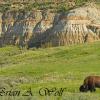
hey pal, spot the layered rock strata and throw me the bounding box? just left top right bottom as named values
left=28, top=3, right=100, bottom=48
left=0, top=3, right=100, bottom=48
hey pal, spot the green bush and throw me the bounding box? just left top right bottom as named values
left=57, top=3, right=69, bottom=13
left=0, top=4, right=11, bottom=12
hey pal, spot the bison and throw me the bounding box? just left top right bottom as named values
left=80, top=76, right=100, bottom=92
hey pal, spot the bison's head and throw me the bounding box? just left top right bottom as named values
left=79, top=85, right=88, bottom=92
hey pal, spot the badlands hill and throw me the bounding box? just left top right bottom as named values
left=0, top=3, right=100, bottom=48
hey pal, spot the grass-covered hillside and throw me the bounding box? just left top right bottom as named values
left=0, top=0, right=100, bottom=12
left=0, top=41, right=100, bottom=100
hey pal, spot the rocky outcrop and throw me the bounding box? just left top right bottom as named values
left=0, top=3, right=100, bottom=48
left=0, top=10, right=54, bottom=47
left=1, top=10, right=42, bottom=45
left=28, top=3, right=100, bottom=48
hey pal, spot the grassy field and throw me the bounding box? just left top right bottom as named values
left=0, top=41, right=100, bottom=100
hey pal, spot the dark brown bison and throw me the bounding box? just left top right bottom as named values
left=80, top=76, right=100, bottom=92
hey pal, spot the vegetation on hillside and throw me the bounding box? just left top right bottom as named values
left=0, top=0, right=99, bottom=12
left=0, top=42, right=100, bottom=99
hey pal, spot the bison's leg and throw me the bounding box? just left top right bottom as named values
left=93, top=88, right=96, bottom=92
left=89, top=85, right=96, bottom=92
left=90, top=88, right=96, bottom=92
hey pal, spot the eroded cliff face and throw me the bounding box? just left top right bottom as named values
left=28, top=3, right=100, bottom=48
left=0, top=3, right=100, bottom=48
left=0, top=9, right=54, bottom=46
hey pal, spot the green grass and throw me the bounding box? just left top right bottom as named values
left=0, top=1, right=99, bottom=12
left=0, top=42, right=100, bottom=100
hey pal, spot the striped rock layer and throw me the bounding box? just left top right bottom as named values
left=0, top=3, right=100, bottom=48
